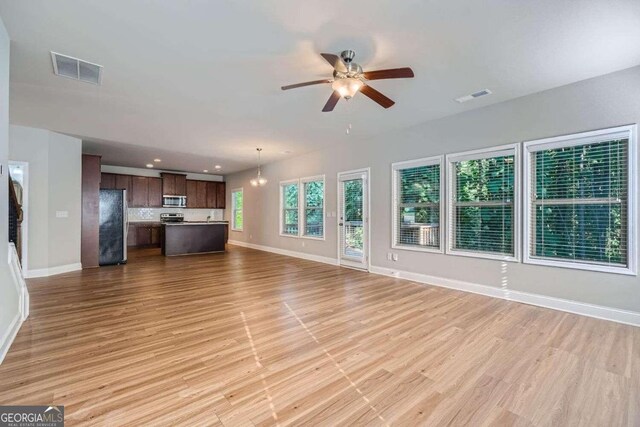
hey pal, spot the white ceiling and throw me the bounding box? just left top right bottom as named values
left=1, top=0, right=639, bottom=174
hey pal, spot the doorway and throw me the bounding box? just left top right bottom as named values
left=8, top=161, right=28, bottom=272
left=337, top=168, right=370, bottom=270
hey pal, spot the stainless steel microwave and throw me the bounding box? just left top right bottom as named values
left=163, top=195, right=186, bottom=208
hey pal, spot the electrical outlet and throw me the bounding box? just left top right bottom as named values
left=387, top=252, right=392, bottom=261
left=392, top=253, right=398, bottom=261
left=249, top=234, right=253, bottom=240
left=302, top=241, right=306, bottom=247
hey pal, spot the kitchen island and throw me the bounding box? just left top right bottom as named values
left=161, top=221, right=228, bottom=256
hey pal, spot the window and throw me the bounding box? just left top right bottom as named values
left=524, top=125, right=636, bottom=274
left=302, top=176, right=325, bottom=238
left=447, top=144, right=520, bottom=260
left=231, top=188, right=243, bottom=231
left=280, top=180, right=299, bottom=236
left=392, top=157, right=443, bottom=252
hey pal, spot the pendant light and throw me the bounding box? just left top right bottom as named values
left=250, top=148, right=267, bottom=187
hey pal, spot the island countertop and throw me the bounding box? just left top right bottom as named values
left=161, top=222, right=228, bottom=256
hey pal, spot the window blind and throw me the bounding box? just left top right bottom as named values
left=303, top=180, right=324, bottom=237
left=452, top=154, right=515, bottom=255
left=396, top=164, right=440, bottom=248
left=530, top=138, right=628, bottom=267
left=282, top=183, right=298, bottom=235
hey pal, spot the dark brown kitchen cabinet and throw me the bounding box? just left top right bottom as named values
left=206, top=182, right=216, bottom=208
left=216, top=182, right=226, bottom=209
left=136, top=226, right=152, bottom=246
left=175, top=175, right=186, bottom=196
left=127, top=224, right=137, bottom=246
left=186, top=180, right=198, bottom=208
left=150, top=226, right=161, bottom=246
left=148, top=177, right=163, bottom=207
left=100, top=173, right=116, bottom=189
left=196, top=181, right=207, bottom=208
left=131, top=176, right=149, bottom=207
left=162, top=173, right=175, bottom=196
left=130, top=223, right=161, bottom=248
left=161, top=173, right=187, bottom=196
left=115, top=174, right=133, bottom=205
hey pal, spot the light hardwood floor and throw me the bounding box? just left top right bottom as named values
left=0, top=246, right=638, bottom=426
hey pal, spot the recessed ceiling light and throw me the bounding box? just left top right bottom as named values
left=153, top=158, right=161, bottom=162
left=283, top=150, right=292, bottom=154
left=203, top=170, right=209, bottom=173
left=214, top=165, right=222, bottom=169
left=146, top=164, right=154, bottom=168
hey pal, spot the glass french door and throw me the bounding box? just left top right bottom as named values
left=338, top=169, right=369, bottom=270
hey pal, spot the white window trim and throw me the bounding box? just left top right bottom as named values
left=301, top=175, right=326, bottom=240
left=446, top=143, right=521, bottom=262
left=522, top=124, right=637, bottom=276
left=391, top=156, right=444, bottom=253
left=279, top=179, right=300, bottom=238
left=231, top=188, right=243, bottom=231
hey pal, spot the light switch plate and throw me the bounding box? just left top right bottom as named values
left=56, top=211, right=69, bottom=218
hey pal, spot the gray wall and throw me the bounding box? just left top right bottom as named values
left=9, top=125, right=82, bottom=272
left=226, top=65, right=640, bottom=313
left=0, top=17, right=19, bottom=356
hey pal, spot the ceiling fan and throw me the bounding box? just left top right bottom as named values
left=281, top=50, right=414, bottom=112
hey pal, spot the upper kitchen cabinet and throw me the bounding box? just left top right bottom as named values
left=206, top=182, right=216, bottom=208
left=131, top=176, right=149, bottom=207
left=161, top=173, right=187, bottom=196
left=216, top=182, right=226, bottom=209
left=130, top=176, right=163, bottom=208
left=115, top=174, right=133, bottom=205
left=100, top=173, right=116, bottom=189
left=148, top=178, right=163, bottom=207
left=186, top=180, right=198, bottom=208
left=196, top=181, right=207, bottom=208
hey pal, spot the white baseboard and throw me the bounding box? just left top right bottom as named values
left=0, top=313, right=22, bottom=365
left=228, top=240, right=338, bottom=266
left=229, top=241, right=640, bottom=327
left=24, top=263, right=82, bottom=278
left=370, top=265, right=640, bottom=327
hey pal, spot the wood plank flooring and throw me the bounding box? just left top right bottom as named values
left=0, top=245, right=638, bottom=426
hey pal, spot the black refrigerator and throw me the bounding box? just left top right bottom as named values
left=99, top=189, right=128, bottom=265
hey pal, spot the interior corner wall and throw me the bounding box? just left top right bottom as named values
left=225, top=65, right=640, bottom=315
left=0, top=16, right=20, bottom=361
left=9, top=125, right=82, bottom=273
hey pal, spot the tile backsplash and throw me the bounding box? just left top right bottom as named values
left=128, top=207, right=224, bottom=222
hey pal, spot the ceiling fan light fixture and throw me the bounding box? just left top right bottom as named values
left=332, top=78, right=363, bottom=99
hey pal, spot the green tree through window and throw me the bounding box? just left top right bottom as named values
left=397, top=162, right=440, bottom=248
left=282, top=183, right=298, bottom=235
left=531, top=139, right=628, bottom=266
left=304, top=180, right=324, bottom=237
left=452, top=154, right=515, bottom=255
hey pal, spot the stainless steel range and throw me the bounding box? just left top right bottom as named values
left=160, top=213, right=184, bottom=223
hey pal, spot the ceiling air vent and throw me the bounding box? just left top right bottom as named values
left=455, top=89, right=492, bottom=103
left=51, top=52, right=103, bottom=85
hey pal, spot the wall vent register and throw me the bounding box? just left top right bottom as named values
left=51, top=51, right=103, bottom=85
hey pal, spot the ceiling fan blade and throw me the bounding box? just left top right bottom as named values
left=362, top=67, right=414, bottom=80
left=322, top=91, right=341, bottom=112
left=320, top=53, right=348, bottom=73
left=360, top=85, right=395, bottom=109
left=281, top=79, right=332, bottom=90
